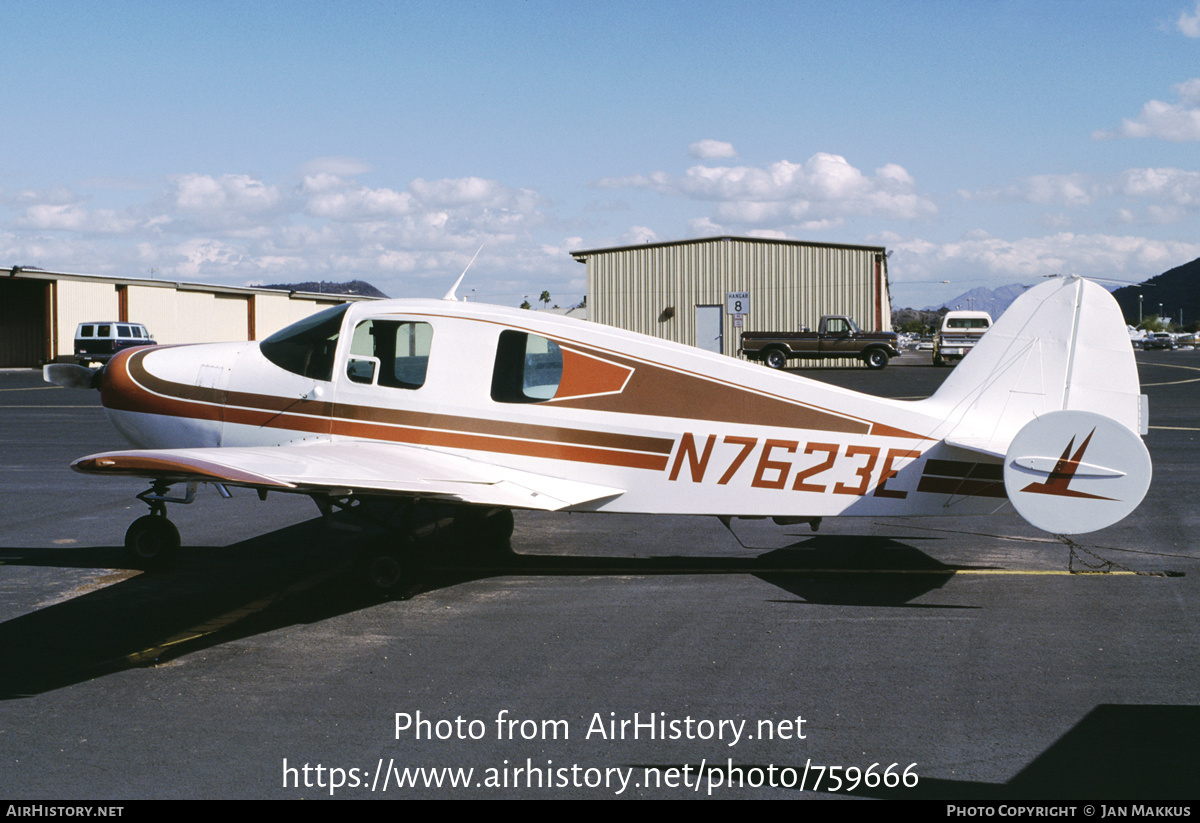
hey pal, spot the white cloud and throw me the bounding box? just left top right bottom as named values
left=15, top=203, right=138, bottom=234
left=963, top=166, right=1200, bottom=224
left=173, top=173, right=282, bottom=213
left=597, top=152, right=936, bottom=230
left=0, top=165, right=570, bottom=300
left=1093, top=79, right=1200, bottom=142
left=301, top=176, right=414, bottom=220
left=622, top=226, right=659, bottom=246
left=1178, top=2, right=1200, bottom=37
left=410, top=176, right=521, bottom=208
left=688, top=140, right=737, bottom=159
left=1115, top=166, right=1200, bottom=205
left=965, top=174, right=1099, bottom=206
left=887, top=231, right=1200, bottom=286
left=300, top=156, right=373, bottom=176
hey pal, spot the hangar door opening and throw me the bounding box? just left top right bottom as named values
left=0, top=280, right=48, bottom=367
left=695, top=305, right=723, bottom=354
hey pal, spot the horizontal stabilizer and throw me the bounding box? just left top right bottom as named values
left=73, top=441, right=624, bottom=511
left=1003, top=410, right=1151, bottom=534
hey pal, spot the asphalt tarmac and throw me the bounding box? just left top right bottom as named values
left=0, top=350, right=1197, bottom=799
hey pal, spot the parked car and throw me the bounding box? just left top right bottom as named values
left=1144, top=332, right=1175, bottom=350
left=74, top=322, right=157, bottom=365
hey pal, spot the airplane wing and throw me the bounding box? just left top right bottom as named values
left=71, top=441, right=624, bottom=511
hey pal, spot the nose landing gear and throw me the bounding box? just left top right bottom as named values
left=124, top=480, right=195, bottom=567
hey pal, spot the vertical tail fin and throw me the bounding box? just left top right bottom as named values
left=914, top=276, right=1151, bottom=533
left=915, top=276, right=1146, bottom=457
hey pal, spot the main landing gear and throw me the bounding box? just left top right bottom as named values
left=318, top=497, right=515, bottom=596
left=120, top=481, right=516, bottom=594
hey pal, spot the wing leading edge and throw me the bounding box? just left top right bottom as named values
left=72, top=441, right=624, bottom=511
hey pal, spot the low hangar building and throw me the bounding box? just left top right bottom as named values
left=0, top=266, right=377, bottom=368
left=570, top=236, right=892, bottom=362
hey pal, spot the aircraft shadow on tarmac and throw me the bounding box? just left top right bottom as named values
left=0, top=520, right=992, bottom=698
left=859, top=703, right=1200, bottom=800
left=637, top=704, right=1199, bottom=800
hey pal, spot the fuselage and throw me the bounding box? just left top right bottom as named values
left=97, top=299, right=1010, bottom=518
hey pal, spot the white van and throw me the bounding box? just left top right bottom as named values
left=74, top=322, right=157, bottom=365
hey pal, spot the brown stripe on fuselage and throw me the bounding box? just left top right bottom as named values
left=918, top=459, right=1007, bottom=499
left=323, top=416, right=670, bottom=470
left=107, top=348, right=673, bottom=469
left=334, top=401, right=673, bottom=455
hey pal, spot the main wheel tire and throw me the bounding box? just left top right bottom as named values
left=864, top=349, right=889, bottom=370
left=763, top=349, right=788, bottom=370
left=355, top=531, right=420, bottom=596
left=124, top=515, right=181, bottom=566
left=456, top=507, right=515, bottom=554
left=478, top=507, right=514, bottom=551
left=363, top=550, right=407, bottom=591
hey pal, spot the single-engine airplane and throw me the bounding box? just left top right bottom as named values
left=46, top=275, right=1151, bottom=587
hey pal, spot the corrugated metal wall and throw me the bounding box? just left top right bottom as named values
left=582, top=237, right=890, bottom=362
left=255, top=292, right=343, bottom=340
left=5, top=269, right=375, bottom=363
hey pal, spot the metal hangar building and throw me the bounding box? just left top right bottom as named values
left=570, top=236, right=892, bottom=360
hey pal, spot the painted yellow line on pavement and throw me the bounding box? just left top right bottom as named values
left=125, top=569, right=336, bottom=665
left=1140, top=361, right=1200, bottom=386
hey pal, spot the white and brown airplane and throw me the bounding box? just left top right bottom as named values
left=46, top=275, right=1151, bottom=586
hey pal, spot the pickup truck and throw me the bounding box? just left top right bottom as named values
left=739, top=315, right=901, bottom=370
left=933, top=310, right=992, bottom=366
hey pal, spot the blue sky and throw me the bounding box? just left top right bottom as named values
left=4, top=0, right=1200, bottom=308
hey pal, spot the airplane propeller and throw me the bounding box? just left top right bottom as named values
left=43, top=363, right=103, bottom=390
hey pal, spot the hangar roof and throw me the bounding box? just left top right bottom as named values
left=569, top=235, right=886, bottom=263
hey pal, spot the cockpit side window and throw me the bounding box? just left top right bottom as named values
left=491, top=330, right=563, bottom=403
left=347, top=319, right=433, bottom=389
left=259, top=303, right=349, bottom=381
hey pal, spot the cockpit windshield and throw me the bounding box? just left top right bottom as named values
left=259, top=304, right=349, bottom=381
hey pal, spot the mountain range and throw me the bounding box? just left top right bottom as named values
left=261, top=279, right=388, bottom=298
left=1111, top=258, right=1200, bottom=329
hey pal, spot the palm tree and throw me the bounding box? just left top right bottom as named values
left=539, top=290, right=551, bottom=310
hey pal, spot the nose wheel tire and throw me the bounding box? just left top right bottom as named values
left=125, top=515, right=181, bottom=567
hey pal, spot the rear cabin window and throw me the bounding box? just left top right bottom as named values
left=947, top=318, right=990, bottom=330
left=346, top=319, right=433, bottom=389
left=259, top=303, right=349, bottom=381
left=491, top=330, right=563, bottom=403
left=80, top=325, right=94, bottom=338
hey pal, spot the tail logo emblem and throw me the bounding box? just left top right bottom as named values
left=1020, top=429, right=1116, bottom=501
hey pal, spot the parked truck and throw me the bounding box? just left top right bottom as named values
left=933, top=310, right=992, bottom=366
left=739, top=315, right=901, bottom=370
